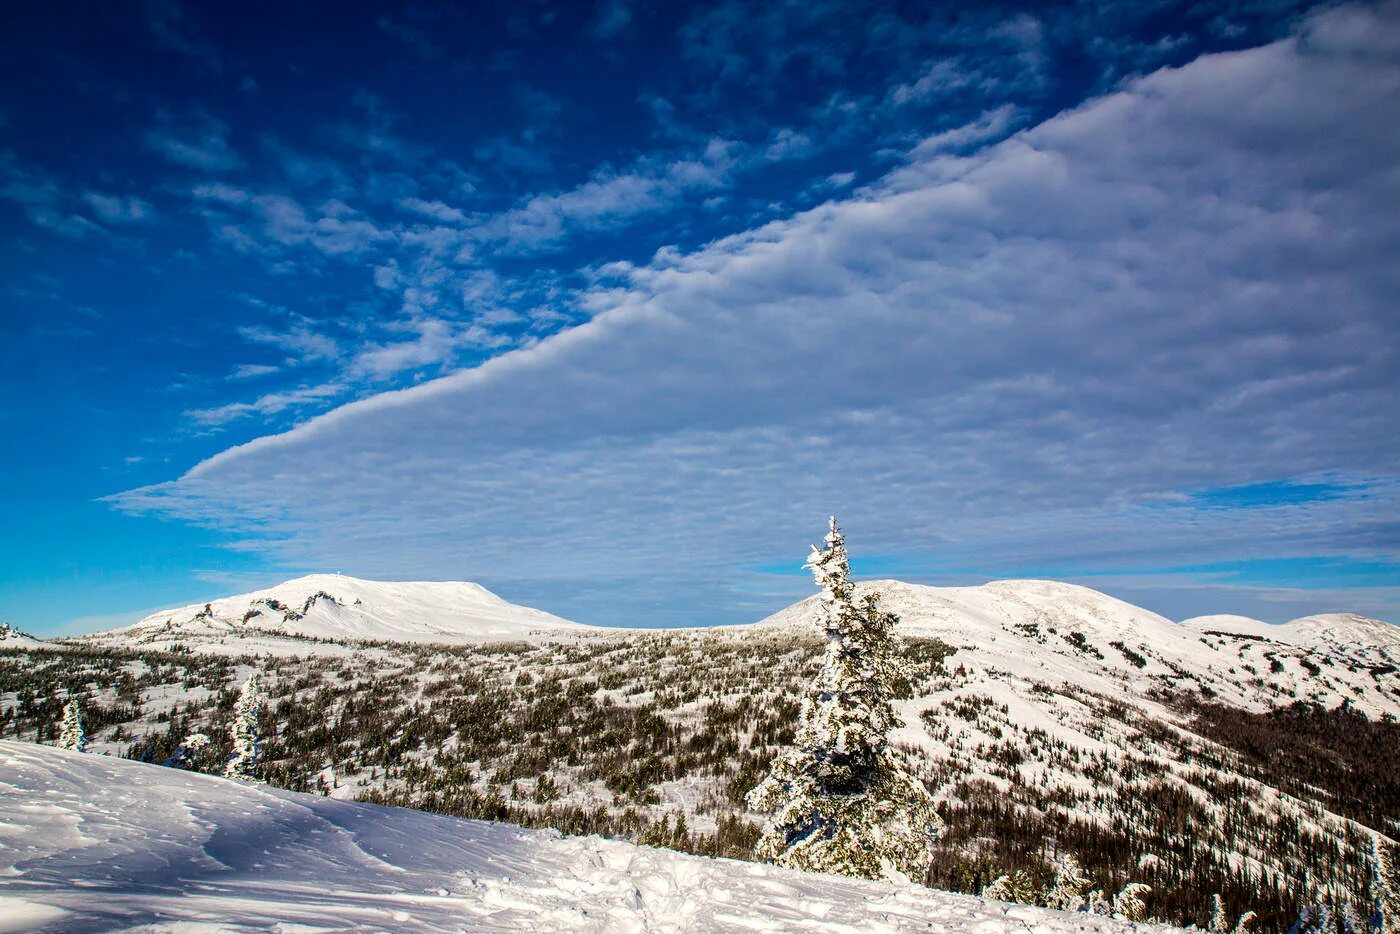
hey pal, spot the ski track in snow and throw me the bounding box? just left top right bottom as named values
left=0, top=742, right=1178, bottom=933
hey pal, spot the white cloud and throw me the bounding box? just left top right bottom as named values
left=347, top=317, right=508, bottom=381
left=142, top=0, right=222, bottom=69
left=145, top=113, right=241, bottom=171
left=201, top=191, right=387, bottom=257
left=237, top=320, right=341, bottom=365
left=119, top=2, right=1400, bottom=626
left=83, top=192, right=153, bottom=224
left=399, top=197, right=468, bottom=224
left=593, top=0, right=632, bottom=39
left=890, top=59, right=979, bottom=106
left=1, top=152, right=113, bottom=238
left=230, top=363, right=280, bottom=380
left=187, top=382, right=345, bottom=427
left=473, top=139, right=740, bottom=250
left=909, top=105, right=1019, bottom=157
left=376, top=15, right=444, bottom=61
left=763, top=128, right=812, bottom=161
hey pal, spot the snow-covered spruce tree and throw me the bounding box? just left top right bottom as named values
left=1043, top=852, right=1090, bottom=912
left=1291, top=903, right=1341, bottom=934
left=982, top=869, right=1039, bottom=905
left=746, top=517, right=941, bottom=881
left=981, top=874, right=1014, bottom=902
left=224, top=674, right=264, bottom=782
left=1375, top=834, right=1399, bottom=934
left=1112, top=882, right=1151, bottom=922
left=165, top=731, right=210, bottom=770
left=58, top=696, right=87, bottom=752
left=1211, top=893, right=1230, bottom=933
left=1209, top=893, right=1262, bottom=933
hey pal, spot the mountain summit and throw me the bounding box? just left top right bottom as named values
left=80, top=574, right=599, bottom=651
left=758, top=578, right=1398, bottom=717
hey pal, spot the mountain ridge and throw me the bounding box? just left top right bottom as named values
left=758, top=578, right=1397, bottom=717
left=67, top=574, right=1396, bottom=671
left=76, top=573, right=603, bottom=652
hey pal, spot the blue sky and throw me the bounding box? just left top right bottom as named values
left=3, top=0, right=1398, bottom=634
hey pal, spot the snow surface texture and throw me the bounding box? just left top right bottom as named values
left=0, top=741, right=1177, bottom=933
left=76, top=574, right=605, bottom=654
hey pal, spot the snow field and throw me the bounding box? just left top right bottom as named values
left=0, top=741, right=1180, bottom=933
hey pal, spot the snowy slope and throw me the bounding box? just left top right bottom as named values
left=757, top=579, right=1399, bottom=717
left=1183, top=611, right=1400, bottom=663
left=0, top=622, right=49, bottom=650
left=77, top=574, right=605, bottom=653
left=0, top=741, right=1176, bottom=933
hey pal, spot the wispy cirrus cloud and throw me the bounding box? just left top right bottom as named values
left=236, top=318, right=342, bottom=366
left=146, top=112, right=241, bottom=171
left=187, top=381, right=346, bottom=427
left=194, top=186, right=387, bottom=257
left=141, top=0, right=222, bottom=69
left=229, top=363, right=280, bottom=380
left=83, top=192, right=153, bottom=224
left=593, top=0, right=633, bottom=40
left=375, top=15, right=445, bottom=62
left=0, top=152, right=146, bottom=238
left=473, top=139, right=741, bottom=250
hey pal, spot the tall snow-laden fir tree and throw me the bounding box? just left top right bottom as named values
left=1211, top=893, right=1230, bottom=933
left=1375, top=833, right=1399, bottom=934
left=58, top=696, right=87, bottom=752
left=224, top=674, right=264, bottom=782
left=746, top=516, right=941, bottom=882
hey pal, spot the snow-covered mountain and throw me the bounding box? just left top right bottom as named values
left=0, top=741, right=1176, bottom=933
left=75, top=574, right=1398, bottom=702
left=9, top=576, right=1395, bottom=929
left=1182, top=611, right=1400, bottom=666
left=759, top=579, right=1398, bottom=717
left=0, top=622, right=48, bottom=650
left=78, top=573, right=604, bottom=652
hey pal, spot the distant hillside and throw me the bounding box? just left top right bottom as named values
left=761, top=579, right=1398, bottom=716
left=76, top=574, right=603, bottom=652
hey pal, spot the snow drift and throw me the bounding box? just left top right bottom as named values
left=0, top=741, right=1176, bottom=932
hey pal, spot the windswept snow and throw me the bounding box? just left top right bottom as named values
left=0, top=741, right=1176, bottom=933
left=76, top=574, right=606, bottom=654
